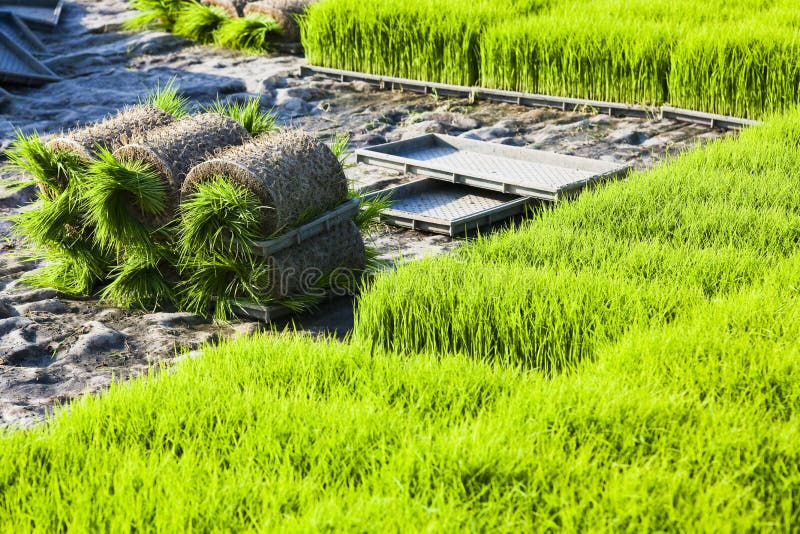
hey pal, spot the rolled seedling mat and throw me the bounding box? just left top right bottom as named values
left=243, top=0, right=315, bottom=41
left=114, top=112, right=252, bottom=226
left=182, top=128, right=348, bottom=235
left=201, top=0, right=257, bottom=17
left=47, top=106, right=175, bottom=160
left=46, top=106, right=175, bottom=187
left=265, top=219, right=366, bottom=299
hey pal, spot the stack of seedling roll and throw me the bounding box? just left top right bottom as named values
left=179, top=128, right=367, bottom=319
left=5, top=84, right=380, bottom=320
left=7, top=102, right=181, bottom=295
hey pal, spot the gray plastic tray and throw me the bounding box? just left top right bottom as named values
left=0, top=12, right=45, bottom=54
left=0, top=0, right=63, bottom=29
left=248, top=198, right=360, bottom=257
left=0, top=30, right=58, bottom=85
left=364, top=177, right=530, bottom=236
left=301, top=65, right=761, bottom=130
left=231, top=300, right=294, bottom=322
left=661, top=106, right=759, bottom=130
left=357, top=134, right=629, bottom=201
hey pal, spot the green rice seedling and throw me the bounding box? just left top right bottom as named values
left=172, top=1, right=231, bottom=44
left=214, top=13, right=282, bottom=53
left=481, top=13, right=674, bottom=104
left=355, top=109, right=800, bottom=366
left=3, top=298, right=800, bottom=531
left=139, top=77, right=192, bottom=119
left=3, top=130, right=82, bottom=199
left=204, top=97, right=278, bottom=136
left=124, top=0, right=186, bottom=31
left=669, top=22, right=800, bottom=118
left=21, top=240, right=111, bottom=296
left=178, top=175, right=263, bottom=256
left=101, top=247, right=178, bottom=310
left=355, top=256, right=702, bottom=371
left=178, top=251, right=273, bottom=320
left=84, top=147, right=167, bottom=259
left=329, top=132, right=352, bottom=168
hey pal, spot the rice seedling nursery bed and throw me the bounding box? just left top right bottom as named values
left=3, top=102, right=800, bottom=527
left=3, top=0, right=800, bottom=528
left=301, top=0, right=800, bottom=119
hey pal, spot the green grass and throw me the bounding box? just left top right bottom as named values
left=302, top=0, right=800, bottom=117
left=354, top=109, right=800, bottom=367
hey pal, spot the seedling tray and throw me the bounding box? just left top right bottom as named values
left=0, top=0, right=63, bottom=30
left=248, top=197, right=360, bottom=257
left=231, top=199, right=362, bottom=322
left=0, top=30, right=58, bottom=85
left=356, top=134, right=629, bottom=201
left=231, top=300, right=294, bottom=322
left=0, top=12, right=45, bottom=54
left=363, top=177, right=530, bottom=236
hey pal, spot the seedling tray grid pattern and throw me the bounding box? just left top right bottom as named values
left=365, top=178, right=530, bottom=236
left=356, top=134, right=629, bottom=201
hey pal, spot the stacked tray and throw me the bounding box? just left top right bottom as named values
left=0, top=2, right=60, bottom=89
left=0, top=0, right=63, bottom=30
left=0, top=30, right=57, bottom=85
left=356, top=134, right=629, bottom=235
left=231, top=198, right=361, bottom=321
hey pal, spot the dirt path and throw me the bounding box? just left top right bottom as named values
left=0, top=0, right=728, bottom=427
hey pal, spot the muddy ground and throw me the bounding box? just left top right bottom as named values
left=0, top=0, right=728, bottom=427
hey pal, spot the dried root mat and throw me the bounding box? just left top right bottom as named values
left=114, top=112, right=252, bottom=226
left=244, top=0, right=317, bottom=41
left=265, top=220, right=366, bottom=300
left=182, top=128, right=348, bottom=235
left=201, top=0, right=258, bottom=18
left=46, top=106, right=175, bottom=188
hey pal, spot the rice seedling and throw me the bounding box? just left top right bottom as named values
left=178, top=175, right=263, bottom=256
left=3, top=130, right=81, bottom=199
left=301, top=0, right=800, bottom=117
left=214, top=13, right=282, bottom=53
left=3, top=284, right=800, bottom=530
left=355, top=109, right=800, bottom=367
left=172, top=1, right=231, bottom=44
left=84, top=147, right=168, bottom=259
left=101, top=248, right=178, bottom=310
left=203, top=96, right=278, bottom=136
left=139, top=78, right=192, bottom=119
left=21, top=240, right=111, bottom=296
left=124, top=0, right=186, bottom=31
left=178, top=251, right=273, bottom=320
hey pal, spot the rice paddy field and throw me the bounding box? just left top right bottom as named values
left=3, top=102, right=800, bottom=527
left=301, top=0, right=800, bottom=118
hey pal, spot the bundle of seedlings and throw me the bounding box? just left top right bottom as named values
left=244, top=0, right=318, bottom=42
left=182, top=128, right=348, bottom=237
left=4, top=101, right=181, bottom=295
left=85, top=112, right=252, bottom=308
left=125, top=0, right=187, bottom=31
left=213, top=11, right=282, bottom=52
left=173, top=1, right=232, bottom=43
left=178, top=129, right=383, bottom=319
